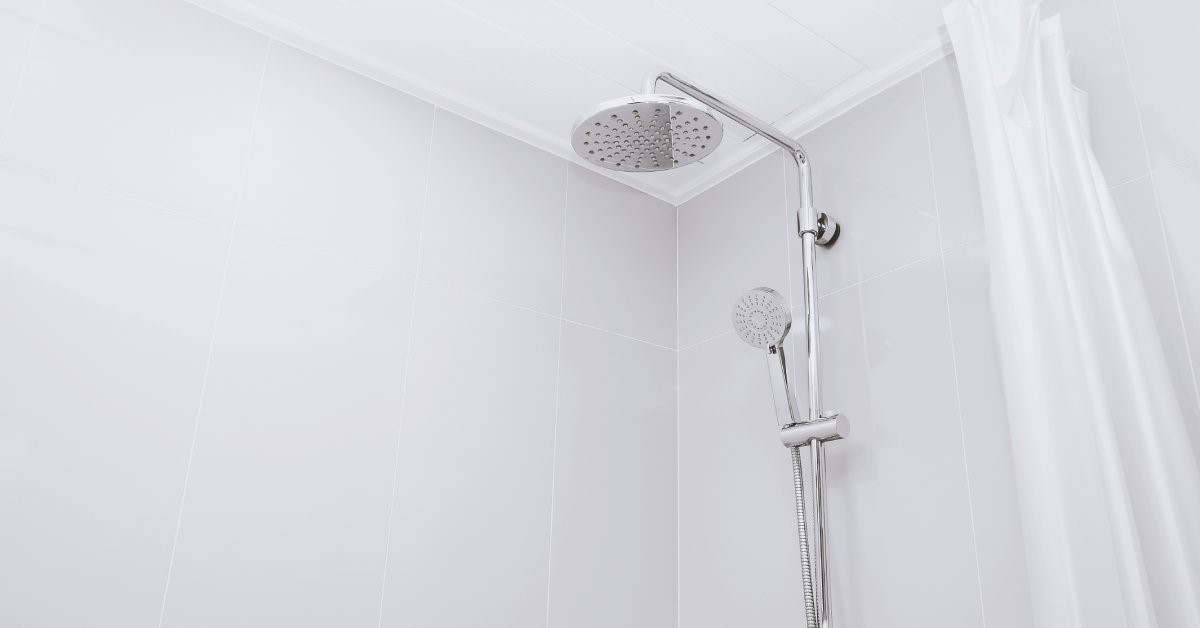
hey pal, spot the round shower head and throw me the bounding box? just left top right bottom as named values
left=571, top=94, right=724, bottom=172
left=732, top=287, right=791, bottom=349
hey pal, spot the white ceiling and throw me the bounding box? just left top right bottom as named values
left=188, top=0, right=954, bottom=205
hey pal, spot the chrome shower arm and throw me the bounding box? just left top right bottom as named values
left=643, top=71, right=819, bottom=232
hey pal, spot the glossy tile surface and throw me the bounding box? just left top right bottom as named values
left=418, top=110, right=567, bottom=314
left=1113, top=0, right=1200, bottom=169
left=237, top=43, right=435, bottom=271
left=0, top=11, right=34, bottom=138
left=942, top=241, right=1034, bottom=628
left=1145, top=161, right=1200, bottom=454
left=562, top=165, right=676, bottom=347
left=0, top=0, right=267, bottom=223
left=678, top=331, right=806, bottom=628
left=548, top=323, right=676, bottom=628
left=849, top=258, right=984, bottom=628
left=0, top=165, right=228, bottom=627
left=381, top=281, right=560, bottom=628
left=922, top=56, right=985, bottom=249
left=795, top=75, right=941, bottom=297
left=678, top=155, right=791, bottom=348
left=160, top=232, right=413, bottom=628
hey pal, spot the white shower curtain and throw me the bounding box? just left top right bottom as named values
left=943, top=2, right=1200, bottom=627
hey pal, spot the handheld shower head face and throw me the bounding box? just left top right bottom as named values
left=571, top=94, right=723, bottom=172
left=732, top=287, right=791, bottom=349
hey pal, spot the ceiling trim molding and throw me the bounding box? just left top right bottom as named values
left=186, top=0, right=952, bottom=207
left=667, top=34, right=954, bottom=206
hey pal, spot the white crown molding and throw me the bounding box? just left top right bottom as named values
left=186, top=0, right=952, bottom=207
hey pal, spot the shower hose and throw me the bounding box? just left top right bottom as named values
left=790, top=446, right=819, bottom=628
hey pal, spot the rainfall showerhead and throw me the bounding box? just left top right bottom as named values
left=732, top=287, right=791, bottom=349
left=571, top=94, right=724, bottom=172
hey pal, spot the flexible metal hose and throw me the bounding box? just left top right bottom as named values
left=791, top=446, right=818, bottom=628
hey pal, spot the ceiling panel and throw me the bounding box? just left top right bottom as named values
left=766, top=0, right=922, bottom=66
left=187, top=0, right=953, bottom=204
left=655, top=0, right=864, bottom=92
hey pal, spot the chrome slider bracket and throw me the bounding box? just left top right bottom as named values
left=780, top=414, right=850, bottom=448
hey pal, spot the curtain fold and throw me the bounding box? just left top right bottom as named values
left=943, top=2, right=1200, bottom=627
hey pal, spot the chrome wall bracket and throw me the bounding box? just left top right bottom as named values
left=814, top=213, right=840, bottom=246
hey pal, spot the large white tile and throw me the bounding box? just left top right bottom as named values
left=0, top=165, right=228, bottom=627
left=1052, top=3, right=1150, bottom=184
left=0, top=11, right=34, bottom=138
left=1113, top=0, right=1200, bottom=168
left=794, top=75, right=940, bottom=297
left=943, top=241, right=1035, bottom=628
left=0, top=0, right=267, bottom=223
left=843, top=257, right=985, bottom=628
left=236, top=43, right=434, bottom=272
left=678, top=331, right=807, bottom=628
left=381, top=281, right=560, bottom=628
left=1146, top=161, right=1200, bottom=455
left=678, top=154, right=791, bottom=348
left=418, top=110, right=567, bottom=314
left=548, top=323, right=676, bottom=628
left=562, top=165, right=676, bottom=347
left=922, top=55, right=985, bottom=249
left=160, top=232, right=413, bottom=628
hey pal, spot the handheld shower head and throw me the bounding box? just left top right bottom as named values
left=733, top=287, right=792, bottom=349
left=733, top=287, right=800, bottom=427
left=570, top=94, right=724, bottom=172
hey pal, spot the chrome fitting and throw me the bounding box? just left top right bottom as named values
left=780, top=414, right=849, bottom=447
left=814, top=213, right=840, bottom=246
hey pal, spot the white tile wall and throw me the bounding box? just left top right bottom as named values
left=548, top=322, right=676, bottom=628
left=1110, top=0, right=1200, bottom=169
left=0, top=2, right=678, bottom=626
left=0, top=165, right=229, bottom=627
left=0, top=0, right=267, bottom=224
left=418, top=110, right=569, bottom=315
left=678, top=154, right=791, bottom=348
left=561, top=165, right=677, bottom=348
left=0, top=11, right=34, bottom=137
left=160, top=233, right=413, bottom=628
left=677, top=331, right=807, bottom=628
left=380, top=281, right=560, bottom=628
left=792, top=74, right=941, bottom=298
left=236, top=44, right=435, bottom=272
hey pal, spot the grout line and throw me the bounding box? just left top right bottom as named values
left=156, top=39, right=274, bottom=628
left=412, top=275, right=677, bottom=351
left=919, top=69, right=988, bottom=627
left=1109, top=0, right=1200, bottom=426
left=0, top=22, right=37, bottom=148
left=376, top=104, right=438, bottom=628
left=560, top=317, right=675, bottom=352
left=678, top=329, right=734, bottom=352
left=819, top=250, right=943, bottom=299
left=543, top=160, right=573, bottom=628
